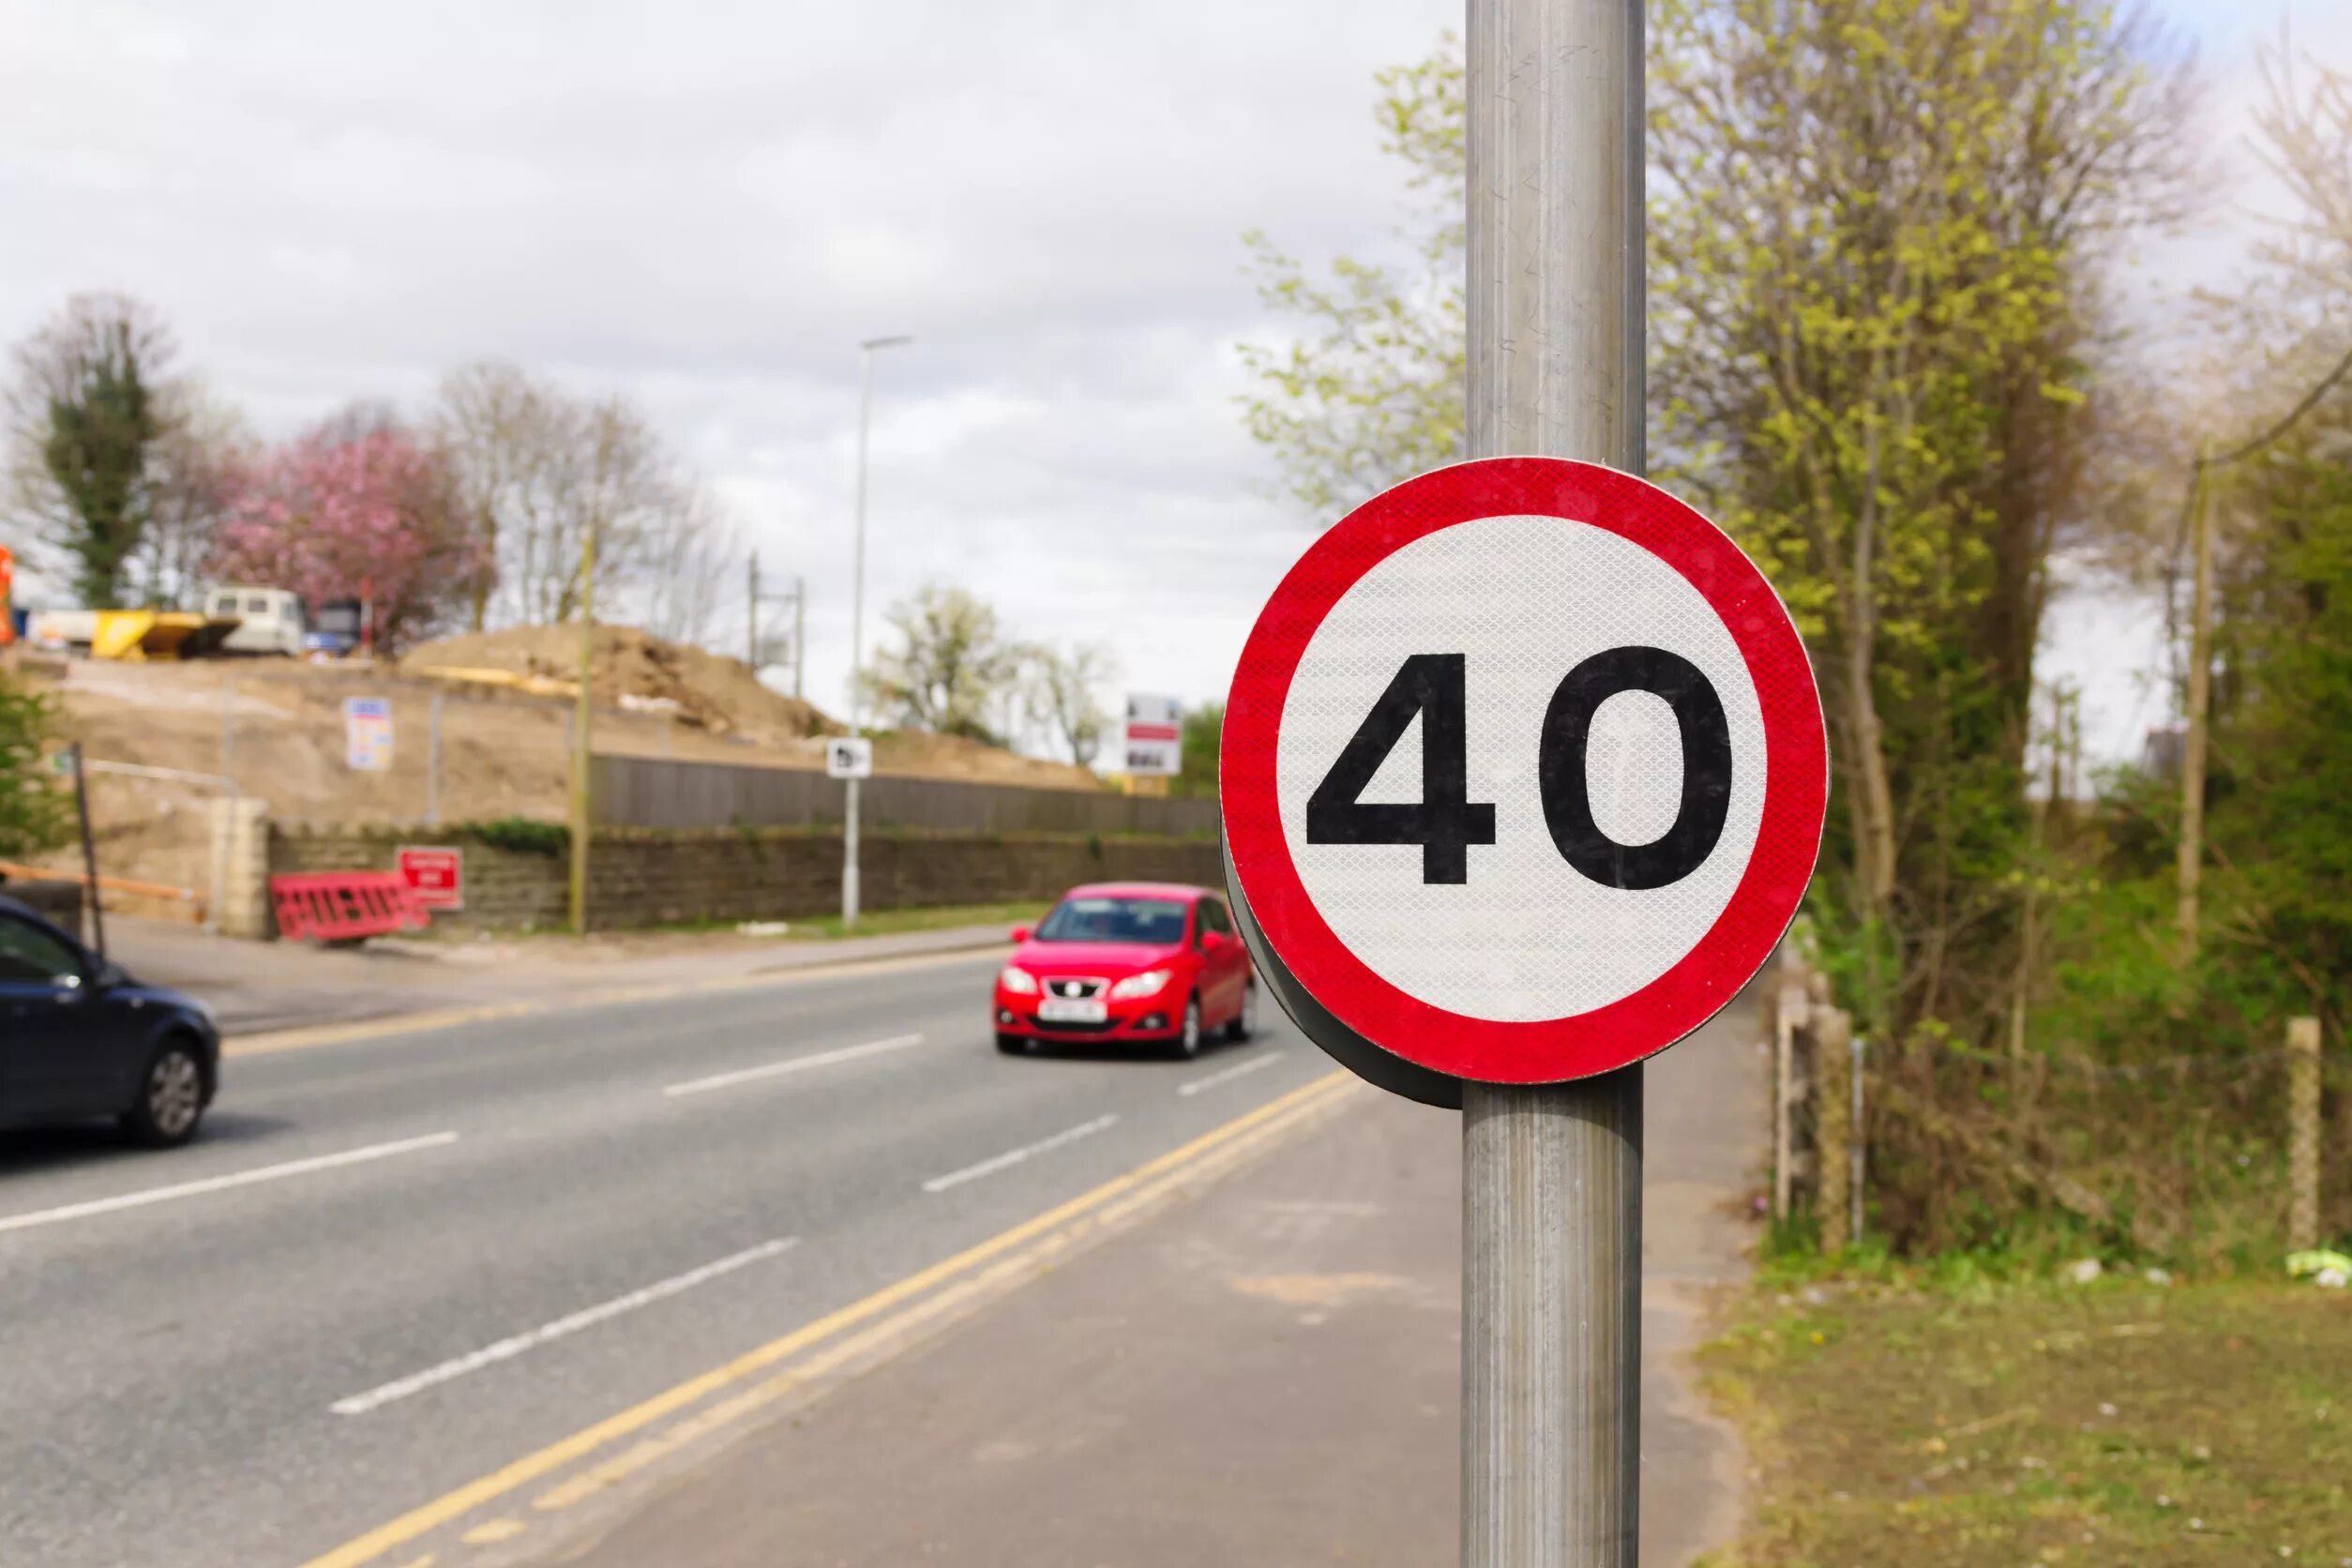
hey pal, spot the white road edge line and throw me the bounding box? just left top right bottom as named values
left=663, top=1033, right=927, bottom=1098
left=921, top=1113, right=1121, bottom=1195
left=331, top=1237, right=800, bottom=1416
left=0, top=1131, right=460, bottom=1238
left=1178, top=1049, right=1287, bottom=1097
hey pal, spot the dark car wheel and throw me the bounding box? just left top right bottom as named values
left=995, top=1032, right=1030, bottom=1055
left=120, top=1041, right=206, bottom=1148
left=1226, top=983, right=1258, bottom=1043
left=1171, top=996, right=1205, bottom=1060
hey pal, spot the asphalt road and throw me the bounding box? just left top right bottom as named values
left=0, top=950, right=1334, bottom=1568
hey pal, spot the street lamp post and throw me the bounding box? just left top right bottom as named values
left=844, top=333, right=912, bottom=934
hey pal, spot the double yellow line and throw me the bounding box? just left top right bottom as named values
left=301, top=1069, right=1354, bottom=1568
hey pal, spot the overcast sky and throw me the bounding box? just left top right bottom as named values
left=5, top=0, right=2348, bottom=763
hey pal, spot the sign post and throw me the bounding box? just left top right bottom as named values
left=1461, top=5, right=1646, bottom=1560
left=1224, top=13, right=1826, bottom=1549
left=1225, top=459, right=1825, bottom=1560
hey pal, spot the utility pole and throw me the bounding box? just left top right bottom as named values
left=2177, top=441, right=2214, bottom=958
left=844, top=333, right=912, bottom=934
left=746, top=550, right=809, bottom=698
left=2164, top=342, right=2352, bottom=958
left=747, top=550, right=761, bottom=669
left=1460, top=1, right=1644, bottom=1564
left=569, top=522, right=596, bottom=936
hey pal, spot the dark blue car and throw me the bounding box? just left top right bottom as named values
left=0, top=896, right=220, bottom=1146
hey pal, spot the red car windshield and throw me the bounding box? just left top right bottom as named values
left=1033, top=897, right=1188, bottom=945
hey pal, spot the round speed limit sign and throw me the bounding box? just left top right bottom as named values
left=1222, top=458, right=1826, bottom=1097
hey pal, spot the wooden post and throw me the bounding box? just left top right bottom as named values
left=2288, top=1016, right=2322, bottom=1253
left=1773, top=975, right=1808, bottom=1222
left=1817, top=1007, right=1853, bottom=1253
left=2178, top=442, right=2215, bottom=958
left=425, top=692, right=444, bottom=827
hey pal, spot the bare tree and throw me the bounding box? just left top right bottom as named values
left=434, top=362, right=551, bottom=631
left=431, top=364, right=713, bottom=639
left=634, top=483, right=744, bottom=649
left=860, top=584, right=1024, bottom=742
left=129, top=383, right=249, bottom=608
left=2251, top=35, right=2352, bottom=327
left=1022, top=641, right=1119, bottom=766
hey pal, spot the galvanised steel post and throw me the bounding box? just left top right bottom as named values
left=1460, top=0, right=1646, bottom=1561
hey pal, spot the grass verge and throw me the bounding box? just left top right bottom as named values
left=768, top=900, right=1047, bottom=942
left=1702, top=1274, right=2351, bottom=1566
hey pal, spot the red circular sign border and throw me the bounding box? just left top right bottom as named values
left=1222, top=457, right=1827, bottom=1083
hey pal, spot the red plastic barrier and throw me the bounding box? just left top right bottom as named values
left=271, top=871, right=430, bottom=943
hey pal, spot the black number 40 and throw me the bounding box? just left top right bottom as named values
left=1304, top=650, right=1733, bottom=890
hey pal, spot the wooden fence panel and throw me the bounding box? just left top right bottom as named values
left=588, top=753, right=1220, bottom=837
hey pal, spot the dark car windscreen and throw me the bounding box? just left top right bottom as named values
left=1033, top=897, right=1188, bottom=946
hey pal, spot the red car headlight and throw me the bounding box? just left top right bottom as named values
left=998, top=966, right=1039, bottom=995
left=1108, top=968, right=1172, bottom=1001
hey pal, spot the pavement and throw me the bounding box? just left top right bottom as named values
left=0, top=929, right=1765, bottom=1568
left=529, top=1010, right=1762, bottom=1568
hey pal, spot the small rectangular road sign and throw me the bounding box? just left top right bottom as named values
left=396, top=846, right=464, bottom=912
left=1123, top=693, right=1182, bottom=776
left=826, top=737, right=874, bottom=780
left=344, top=697, right=394, bottom=773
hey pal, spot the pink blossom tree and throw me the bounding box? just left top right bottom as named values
left=212, top=420, right=490, bottom=653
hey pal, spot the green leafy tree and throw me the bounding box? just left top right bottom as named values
left=1238, top=42, right=1464, bottom=516
left=1651, top=0, right=2194, bottom=1009
left=2205, top=430, right=2352, bottom=1035
left=1174, top=701, right=1223, bottom=800
left=1244, top=15, right=2201, bottom=1253
left=1246, top=16, right=2190, bottom=1045
left=0, top=673, right=69, bottom=859
left=5, top=294, right=179, bottom=607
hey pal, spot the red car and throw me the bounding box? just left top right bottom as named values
left=992, top=882, right=1257, bottom=1058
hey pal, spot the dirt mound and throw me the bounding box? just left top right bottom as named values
left=404, top=624, right=839, bottom=745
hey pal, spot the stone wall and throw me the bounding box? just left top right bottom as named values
left=267, top=822, right=1222, bottom=933
left=210, top=797, right=273, bottom=940
left=0, top=874, right=85, bottom=934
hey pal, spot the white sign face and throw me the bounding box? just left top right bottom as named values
left=344, top=697, right=394, bottom=773
left=825, top=736, right=874, bottom=780
left=1275, top=515, right=1767, bottom=1021
left=1123, top=692, right=1182, bottom=776
left=1223, top=458, right=1827, bottom=1088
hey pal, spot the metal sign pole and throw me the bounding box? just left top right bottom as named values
left=1461, top=0, right=1645, bottom=1563
left=840, top=334, right=911, bottom=934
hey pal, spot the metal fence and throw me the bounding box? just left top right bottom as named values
left=588, top=753, right=1220, bottom=837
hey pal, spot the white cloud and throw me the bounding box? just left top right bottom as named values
left=5, top=0, right=2347, bottom=765
left=1, top=0, right=1457, bottom=723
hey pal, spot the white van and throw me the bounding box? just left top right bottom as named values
left=205, top=586, right=308, bottom=657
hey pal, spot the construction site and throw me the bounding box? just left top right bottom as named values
left=2, top=621, right=1155, bottom=932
